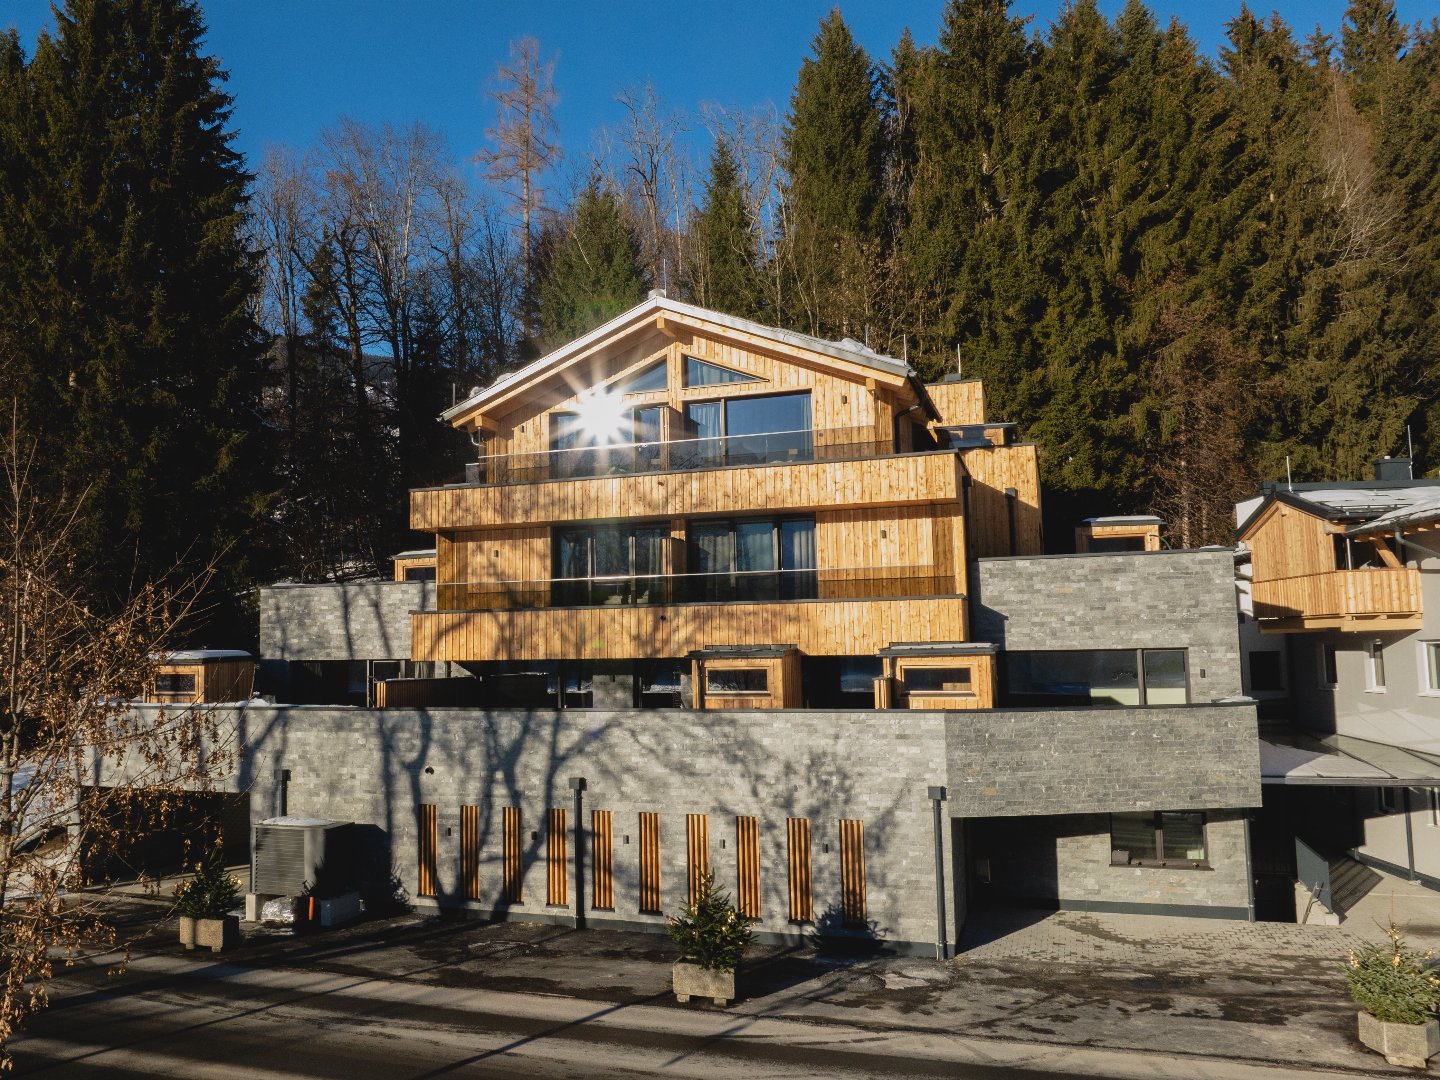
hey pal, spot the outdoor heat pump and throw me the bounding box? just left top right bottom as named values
left=250, top=816, right=353, bottom=896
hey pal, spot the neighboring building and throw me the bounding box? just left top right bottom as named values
left=225, top=295, right=1259, bottom=952
left=1236, top=460, right=1440, bottom=922
left=147, top=650, right=255, bottom=705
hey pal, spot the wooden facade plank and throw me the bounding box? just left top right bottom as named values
left=638, top=812, right=662, bottom=914
left=547, top=807, right=568, bottom=907
left=735, top=816, right=761, bottom=921
left=460, top=804, right=480, bottom=902
left=503, top=806, right=523, bottom=905
left=686, top=813, right=710, bottom=904
left=839, top=819, right=866, bottom=927
left=592, top=809, right=615, bottom=911
left=417, top=804, right=438, bottom=899
left=786, top=817, right=813, bottom=924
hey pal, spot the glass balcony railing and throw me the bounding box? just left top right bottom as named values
left=461, top=426, right=891, bottom=486
left=435, top=565, right=958, bottom=611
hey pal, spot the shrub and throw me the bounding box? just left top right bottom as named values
left=1345, top=922, right=1440, bottom=1025
left=666, top=872, right=752, bottom=972
left=173, top=850, right=242, bottom=920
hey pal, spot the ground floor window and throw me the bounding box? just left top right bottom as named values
left=1005, top=649, right=1188, bottom=707
left=1110, top=811, right=1208, bottom=868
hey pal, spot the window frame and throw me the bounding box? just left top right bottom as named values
left=704, top=667, right=769, bottom=695
left=1421, top=641, right=1440, bottom=696
left=1001, top=648, right=1190, bottom=708
left=1366, top=639, right=1387, bottom=693
left=1109, top=811, right=1210, bottom=870
left=684, top=514, right=816, bottom=602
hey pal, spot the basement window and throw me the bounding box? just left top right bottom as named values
left=1110, top=811, right=1209, bottom=869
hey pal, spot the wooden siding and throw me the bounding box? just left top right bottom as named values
left=374, top=678, right=475, bottom=708
left=924, top=380, right=986, bottom=426
left=418, top=804, right=438, bottom=898
left=412, top=452, right=962, bottom=531
left=592, top=809, right=615, bottom=910
left=148, top=659, right=255, bottom=705
left=1243, top=501, right=1337, bottom=583
left=503, top=806, right=523, bottom=904
left=839, top=819, right=866, bottom=927
left=786, top=817, right=813, bottom=923
left=815, top=503, right=965, bottom=595
left=694, top=653, right=802, bottom=710
left=474, top=325, right=909, bottom=460
left=735, top=816, right=761, bottom=920
left=638, top=812, right=662, bottom=914
left=1252, top=568, right=1423, bottom=630
left=546, top=808, right=568, bottom=906
left=412, top=595, right=968, bottom=663
left=890, top=653, right=996, bottom=710
left=460, top=805, right=481, bottom=902
left=686, top=814, right=710, bottom=904
left=393, top=553, right=437, bottom=581
left=959, top=444, right=1043, bottom=558
left=1075, top=522, right=1162, bottom=552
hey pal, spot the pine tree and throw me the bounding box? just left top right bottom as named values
left=1340, top=0, right=1408, bottom=111
left=538, top=178, right=647, bottom=347
left=0, top=0, right=266, bottom=624
left=689, top=139, right=762, bottom=318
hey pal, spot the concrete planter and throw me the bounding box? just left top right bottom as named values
left=318, top=891, right=362, bottom=928
left=179, top=914, right=239, bottom=953
left=1357, top=1011, right=1440, bottom=1068
left=672, top=961, right=735, bottom=1005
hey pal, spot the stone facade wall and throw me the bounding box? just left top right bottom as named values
left=945, top=704, right=1261, bottom=817
left=972, top=811, right=1252, bottom=918
left=259, top=582, right=432, bottom=662
left=973, top=549, right=1244, bottom=702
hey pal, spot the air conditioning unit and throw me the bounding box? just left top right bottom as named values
left=251, top=817, right=353, bottom=896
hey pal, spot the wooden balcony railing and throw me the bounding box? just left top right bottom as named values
left=1252, top=568, right=1422, bottom=627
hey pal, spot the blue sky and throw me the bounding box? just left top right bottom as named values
left=4, top=0, right=1437, bottom=177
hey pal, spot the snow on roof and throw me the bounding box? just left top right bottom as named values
left=162, top=649, right=252, bottom=663
left=1081, top=515, right=1164, bottom=525
left=392, top=549, right=436, bottom=560
left=1346, top=491, right=1440, bottom=535
left=260, top=816, right=341, bottom=828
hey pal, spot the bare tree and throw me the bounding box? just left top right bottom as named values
left=476, top=37, right=562, bottom=343
left=612, top=83, right=690, bottom=290
left=0, top=414, right=231, bottom=1068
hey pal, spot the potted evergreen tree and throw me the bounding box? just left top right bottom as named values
left=1345, top=922, right=1440, bottom=1068
left=667, top=872, right=752, bottom=1006
left=174, top=851, right=242, bottom=953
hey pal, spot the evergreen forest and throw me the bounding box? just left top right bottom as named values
left=0, top=0, right=1437, bottom=640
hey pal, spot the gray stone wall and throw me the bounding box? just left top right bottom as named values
left=224, top=705, right=958, bottom=951
left=259, top=582, right=432, bottom=662
left=973, top=811, right=1251, bottom=918
left=945, top=703, right=1261, bottom=817
left=973, top=549, right=1244, bottom=702
left=122, top=699, right=1260, bottom=948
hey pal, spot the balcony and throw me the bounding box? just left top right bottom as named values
left=1252, top=568, right=1423, bottom=631
left=411, top=567, right=967, bottom=662
left=412, top=437, right=962, bottom=530
left=467, top=426, right=885, bottom=486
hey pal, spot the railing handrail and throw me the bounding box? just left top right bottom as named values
left=472, top=424, right=829, bottom=466
left=443, top=564, right=934, bottom=589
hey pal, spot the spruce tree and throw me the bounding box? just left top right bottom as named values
left=538, top=178, right=646, bottom=347
left=689, top=139, right=761, bottom=318
left=783, top=9, right=887, bottom=337
left=0, top=0, right=266, bottom=624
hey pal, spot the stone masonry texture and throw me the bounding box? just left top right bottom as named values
left=972, top=549, right=1244, bottom=702
left=259, top=582, right=432, bottom=662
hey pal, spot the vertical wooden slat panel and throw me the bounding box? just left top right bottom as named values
left=735, top=815, right=761, bottom=920
left=839, top=819, right=866, bottom=926
left=503, top=806, right=523, bottom=904
left=686, top=814, right=710, bottom=904
left=592, top=809, right=614, bottom=910
left=460, top=804, right=480, bottom=901
left=787, top=817, right=813, bottom=923
left=418, top=804, right=438, bottom=898
left=638, top=812, right=661, bottom=914
left=547, top=807, right=568, bottom=906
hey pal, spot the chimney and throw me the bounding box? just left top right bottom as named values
left=1373, top=456, right=1414, bottom=482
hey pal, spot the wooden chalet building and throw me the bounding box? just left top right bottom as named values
left=240, top=295, right=1260, bottom=951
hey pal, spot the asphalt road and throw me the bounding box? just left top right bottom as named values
left=9, top=954, right=1358, bottom=1080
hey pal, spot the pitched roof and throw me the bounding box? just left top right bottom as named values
left=1236, top=481, right=1440, bottom=539
left=441, top=293, right=923, bottom=426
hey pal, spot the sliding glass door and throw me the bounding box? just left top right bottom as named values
left=553, top=524, right=666, bottom=606
left=686, top=516, right=816, bottom=602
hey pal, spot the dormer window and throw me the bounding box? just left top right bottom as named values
left=684, top=355, right=762, bottom=387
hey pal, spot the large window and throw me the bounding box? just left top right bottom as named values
left=705, top=668, right=768, bottom=694
left=1004, top=649, right=1188, bottom=707
left=553, top=524, right=666, bottom=606
left=687, top=516, right=816, bottom=602
left=1110, top=811, right=1208, bottom=868
left=682, top=392, right=812, bottom=467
